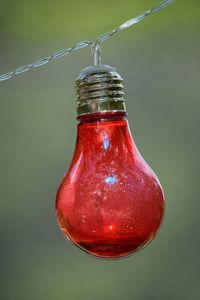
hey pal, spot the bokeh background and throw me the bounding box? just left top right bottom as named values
left=0, top=0, right=199, bottom=299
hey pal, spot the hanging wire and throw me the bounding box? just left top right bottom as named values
left=0, top=0, right=174, bottom=82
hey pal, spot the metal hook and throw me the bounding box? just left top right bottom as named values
left=92, top=42, right=102, bottom=66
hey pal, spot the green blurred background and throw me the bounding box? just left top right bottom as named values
left=0, top=0, right=199, bottom=299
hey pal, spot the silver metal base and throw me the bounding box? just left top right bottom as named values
left=75, top=65, right=126, bottom=116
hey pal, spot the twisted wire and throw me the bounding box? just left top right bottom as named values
left=0, top=0, right=174, bottom=82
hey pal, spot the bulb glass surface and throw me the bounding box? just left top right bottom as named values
left=56, top=112, right=164, bottom=259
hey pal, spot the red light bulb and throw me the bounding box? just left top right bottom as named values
left=56, top=65, right=164, bottom=259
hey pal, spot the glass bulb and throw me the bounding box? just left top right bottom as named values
left=56, top=65, right=164, bottom=259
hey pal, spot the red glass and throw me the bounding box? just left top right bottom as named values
left=56, top=112, right=164, bottom=259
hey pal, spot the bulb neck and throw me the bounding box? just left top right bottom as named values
left=75, top=65, right=126, bottom=117
left=77, top=111, right=127, bottom=124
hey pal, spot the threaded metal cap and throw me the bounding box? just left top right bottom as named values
left=75, top=65, right=126, bottom=116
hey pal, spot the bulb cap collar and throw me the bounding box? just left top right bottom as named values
left=75, top=65, right=126, bottom=116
